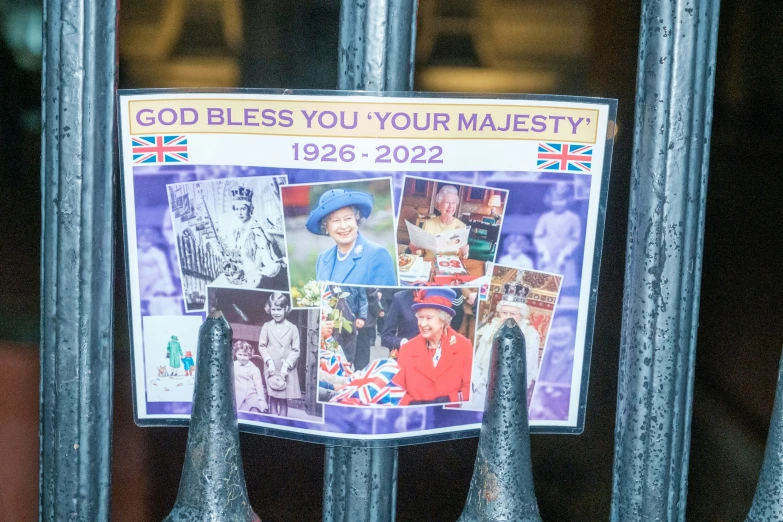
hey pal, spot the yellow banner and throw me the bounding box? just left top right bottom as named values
left=127, top=98, right=600, bottom=143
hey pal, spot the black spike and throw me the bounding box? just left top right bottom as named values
left=457, top=319, right=542, bottom=522
left=163, top=311, right=261, bottom=521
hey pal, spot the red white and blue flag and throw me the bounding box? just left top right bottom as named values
left=536, top=142, right=592, bottom=172
left=319, top=347, right=353, bottom=379
left=330, top=358, right=405, bottom=407
left=132, top=135, right=188, bottom=164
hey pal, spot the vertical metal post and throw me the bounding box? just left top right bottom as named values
left=337, top=0, right=417, bottom=91
left=611, top=1, right=720, bottom=521
left=324, top=1, right=417, bottom=521
left=39, top=0, right=117, bottom=520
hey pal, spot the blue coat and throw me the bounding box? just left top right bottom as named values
left=315, top=233, right=397, bottom=286
left=380, top=290, right=420, bottom=350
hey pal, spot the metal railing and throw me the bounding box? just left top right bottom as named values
left=40, top=1, right=783, bottom=521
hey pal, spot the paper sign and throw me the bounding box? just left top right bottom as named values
left=119, top=89, right=616, bottom=445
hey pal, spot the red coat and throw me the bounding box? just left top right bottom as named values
left=393, top=327, right=473, bottom=405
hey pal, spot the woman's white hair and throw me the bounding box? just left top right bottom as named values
left=498, top=300, right=529, bottom=318
left=415, top=307, right=453, bottom=326
left=319, top=204, right=364, bottom=234
left=434, top=185, right=459, bottom=206
left=436, top=309, right=453, bottom=324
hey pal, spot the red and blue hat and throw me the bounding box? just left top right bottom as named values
left=412, top=288, right=457, bottom=316
left=305, top=188, right=374, bottom=235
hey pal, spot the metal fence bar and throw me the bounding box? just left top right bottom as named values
left=611, top=0, right=721, bottom=520
left=337, top=0, right=417, bottom=91
left=39, top=0, right=117, bottom=519
left=324, top=1, right=417, bottom=521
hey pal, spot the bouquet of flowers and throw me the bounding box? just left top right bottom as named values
left=292, top=279, right=324, bottom=307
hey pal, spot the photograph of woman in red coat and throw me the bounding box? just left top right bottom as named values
left=393, top=288, right=474, bottom=405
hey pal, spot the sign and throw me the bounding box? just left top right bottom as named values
left=119, top=90, right=616, bottom=445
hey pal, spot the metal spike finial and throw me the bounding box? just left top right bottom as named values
left=458, top=319, right=542, bottom=522
left=747, top=346, right=783, bottom=522
left=163, top=311, right=261, bottom=522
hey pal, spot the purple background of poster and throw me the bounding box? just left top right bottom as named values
left=131, top=164, right=590, bottom=437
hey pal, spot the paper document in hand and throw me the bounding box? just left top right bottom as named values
left=435, top=226, right=470, bottom=253
left=405, top=220, right=437, bottom=253
left=405, top=220, right=471, bottom=254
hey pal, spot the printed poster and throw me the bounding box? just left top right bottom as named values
left=119, top=90, right=616, bottom=445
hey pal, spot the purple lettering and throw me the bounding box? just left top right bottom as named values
left=158, top=108, right=177, bottom=126
left=568, top=116, right=585, bottom=134
left=531, top=115, right=547, bottom=132
left=136, top=108, right=155, bottom=126
left=478, top=114, right=496, bottom=132
left=433, top=113, right=450, bottom=131
left=458, top=113, right=477, bottom=131
left=261, top=109, right=276, bottom=127
left=391, top=112, right=411, bottom=130
left=374, top=112, right=391, bottom=130
left=318, top=111, right=338, bottom=129
left=413, top=112, right=430, bottom=131
left=550, top=115, right=565, bottom=133
left=181, top=108, right=198, bottom=125
left=301, top=110, right=318, bottom=128
left=497, top=114, right=511, bottom=132
left=340, top=111, right=358, bottom=129
left=226, top=108, right=242, bottom=126
left=207, top=108, right=225, bottom=125
left=243, top=108, right=259, bottom=126
left=278, top=110, right=293, bottom=127
left=513, top=114, right=529, bottom=132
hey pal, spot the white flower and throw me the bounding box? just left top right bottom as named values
left=354, top=245, right=364, bottom=255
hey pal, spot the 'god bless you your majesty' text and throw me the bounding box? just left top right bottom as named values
left=133, top=107, right=593, bottom=136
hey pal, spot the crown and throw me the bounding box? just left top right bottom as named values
left=231, top=186, right=253, bottom=203
left=501, top=272, right=530, bottom=304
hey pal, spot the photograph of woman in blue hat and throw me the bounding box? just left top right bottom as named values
left=304, top=185, right=397, bottom=286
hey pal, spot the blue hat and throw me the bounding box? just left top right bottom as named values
left=305, top=188, right=374, bottom=235
left=411, top=288, right=457, bottom=317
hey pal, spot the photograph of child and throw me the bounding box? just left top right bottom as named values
left=486, top=174, right=589, bottom=296
left=533, top=182, right=582, bottom=285
left=463, top=265, right=563, bottom=413
left=258, top=292, right=302, bottom=417
left=232, top=340, right=267, bottom=413
left=167, top=174, right=289, bottom=312
left=142, top=315, right=203, bottom=403
left=280, top=178, right=398, bottom=306
left=395, top=175, right=509, bottom=287
left=319, top=285, right=476, bottom=407
left=206, top=287, right=323, bottom=422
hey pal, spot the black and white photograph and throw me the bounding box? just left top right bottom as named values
left=167, top=174, right=289, bottom=312
left=206, top=287, right=323, bottom=423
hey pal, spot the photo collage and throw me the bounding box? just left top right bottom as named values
left=131, top=164, right=591, bottom=439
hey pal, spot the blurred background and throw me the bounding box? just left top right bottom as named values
left=0, top=0, right=781, bottom=520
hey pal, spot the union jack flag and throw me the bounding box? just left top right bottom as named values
left=319, top=347, right=353, bottom=378
left=330, top=358, right=405, bottom=406
left=132, top=135, right=188, bottom=164
left=536, top=142, right=592, bottom=172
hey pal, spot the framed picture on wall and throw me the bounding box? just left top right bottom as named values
left=465, top=186, right=487, bottom=203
